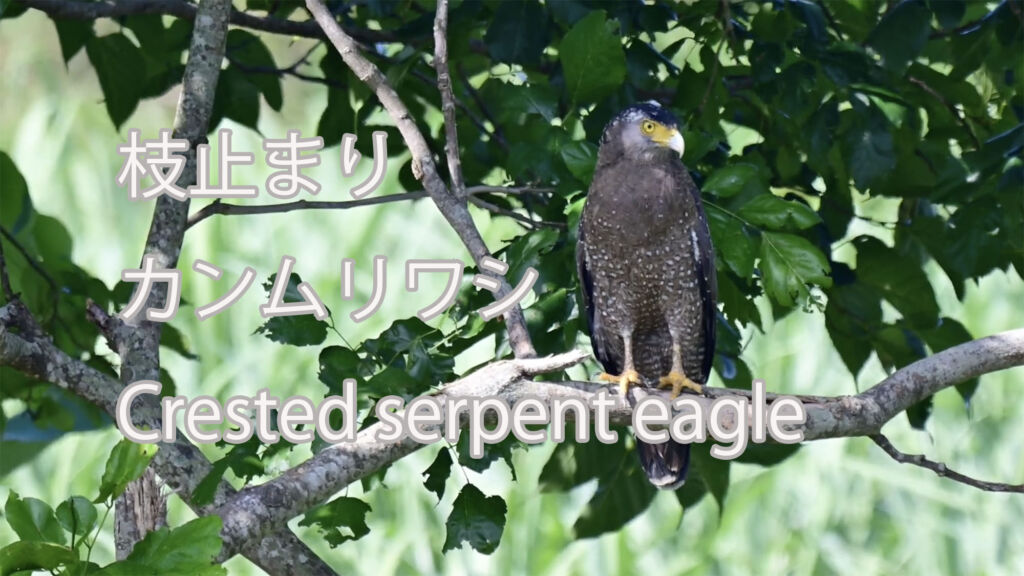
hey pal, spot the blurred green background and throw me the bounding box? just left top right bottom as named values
left=2, top=8, right=1023, bottom=576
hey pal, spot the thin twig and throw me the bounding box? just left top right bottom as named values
left=871, top=434, right=1024, bottom=493
left=908, top=75, right=981, bottom=149
left=456, top=63, right=508, bottom=151
left=929, top=0, right=1008, bottom=38
left=468, top=196, right=566, bottom=230
left=433, top=0, right=467, bottom=200
left=185, top=185, right=553, bottom=229
left=408, top=66, right=504, bottom=150
left=0, top=226, right=58, bottom=292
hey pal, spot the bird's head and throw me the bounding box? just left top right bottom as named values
left=598, top=101, right=685, bottom=164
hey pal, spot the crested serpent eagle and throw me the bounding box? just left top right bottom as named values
left=576, top=101, right=718, bottom=490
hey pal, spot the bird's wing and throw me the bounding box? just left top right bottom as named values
left=689, top=180, right=718, bottom=383
left=576, top=224, right=620, bottom=375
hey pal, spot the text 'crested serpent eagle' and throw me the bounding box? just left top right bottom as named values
left=576, top=101, right=718, bottom=490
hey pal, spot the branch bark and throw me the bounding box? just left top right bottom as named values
left=306, top=0, right=536, bottom=359
left=108, top=0, right=234, bottom=559
left=209, top=328, right=1024, bottom=558
left=433, top=0, right=466, bottom=200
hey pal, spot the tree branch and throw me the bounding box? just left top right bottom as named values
left=106, top=0, right=232, bottom=559
left=306, top=0, right=536, bottom=359
left=185, top=185, right=553, bottom=229
left=210, top=328, right=1024, bottom=558
left=44, top=0, right=332, bottom=570
left=19, top=0, right=398, bottom=44
left=468, top=196, right=567, bottom=230
left=433, top=0, right=466, bottom=200
left=1, top=299, right=334, bottom=574
left=870, top=434, right=1023, bottom=493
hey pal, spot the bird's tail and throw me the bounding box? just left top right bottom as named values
left=635, top=437, right=690, bottom=490
left=626, top=386, right=690, bottom=489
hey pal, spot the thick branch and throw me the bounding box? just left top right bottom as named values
left=20, top=0, right=397, bottom=43
left=185, top=185, right=553, bottom=229
left=211, top=328, right=1024, bottom=556
left=433, top=0, right=466, bottom=199
left=306, top=0, right=536, bottom=359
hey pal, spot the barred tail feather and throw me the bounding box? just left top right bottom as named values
left=636, top=437, right=690, bottom=490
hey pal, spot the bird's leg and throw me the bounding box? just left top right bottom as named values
left=658, top=340, right=703, bottom=398
left=598, top=333, right=642, bottom=396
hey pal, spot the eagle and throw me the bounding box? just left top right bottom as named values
left=576, top=101, right=718, bottom=490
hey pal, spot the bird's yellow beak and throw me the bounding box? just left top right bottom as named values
left=667, top=129, right=685, bottom=158
left=652, top=125, right=685, bottom=158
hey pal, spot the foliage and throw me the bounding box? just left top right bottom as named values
left=1, top=0, right=1021, bottom=567
left=0, top=442, right=224, bottom=574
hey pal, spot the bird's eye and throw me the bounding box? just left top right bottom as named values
left=641, top=121, right=656, bottom=134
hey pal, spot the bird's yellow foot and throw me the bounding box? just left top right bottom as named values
left=658, top=371, right=703, bottom=398
left=599, top=369, right=642, bottom=396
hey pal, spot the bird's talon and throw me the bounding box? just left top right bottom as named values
left=600, top=370, right=641, bottom=396
left=658, top=371, right=703, bottom=398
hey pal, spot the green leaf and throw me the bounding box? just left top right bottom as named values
left=85, top=33, right=146, bottom=129
left=423, top=448, right=453, bottom=502
left=706, top=204, right=760, bottom=278
left=853, top=236, right=939, bottom=330
left=95, top=439, right=158, bottom=503
left=101, top=517, right=225, bottom=575
left=485, top=1, right=548, bottom=65
left=191, top=458, right=231, bottom=508
left=0, top=0, right=28, bottom=19
left=692, top=444, right=730, bottom=513
left=443, top=484, right=507, bottom=555
left=930, top=0, right=965, bottom=30
left=298, top=497, right=372, bottom=548
left=734, top=443, right=802, bottom=467
left=560, top=11, right=626, bottom=104
left=573, top=450, right=656, bottom=538
left=318, top=345, right=366, bottom=392
left=55, top=496, right=97, bottom=539
left=362, top=317, right=454, bottom=388
left=844, top=105, right=895, bottom=191
left=317, top=88, right=357, bottom=148
left=54, top=19, right=93, bottom=64
left=225, top=29, right=282, bottom=111
left=539, top=436, right=627, bottom=491
left=759, top=232, right=832, bottom=307
left=560, top=140, right=598, bottom=182
left=0, top=541, right=77, bottom=576
left=921, top=318, right=978, bottom=403
left=825, top=278, right=883, bottom=377
left=737, top=194, right=821, bottom=231
left=866, top=0, right=932, bottom=72
left=209, top=66, right=261, bottom=132
left=3, top=492, right=66, bottom=545
left=254, top=273, right=329, bottom=347
left=488, top=83, right=559, bottom=123
left=703, top=163, right=761, bottom=198
left=0, top=151, right=31, bottom=232
left=161, top=323, right=198, bottom=360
